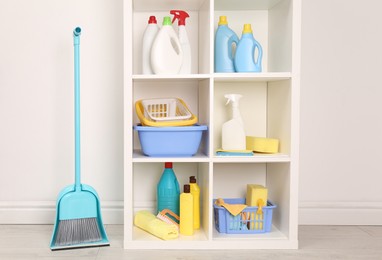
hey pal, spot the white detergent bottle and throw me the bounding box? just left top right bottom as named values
left=151, top=16, right=183, bottom=74
left=222, top=94, right=246, bottom=150
left=142, top=16, right=159, bottom=74
left=170, top=10, right=191, bottom=74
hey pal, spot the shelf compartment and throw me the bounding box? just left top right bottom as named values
left=133, top=79, right=210, bottom=158
left=213, top=79, right=291, bottom=155
left=212, top=162, right=292, bottom=241
left=131, top=162, right=211, bottom=243
left=214, top=0, right=293, bottom=72
left=130, top=0, right=211, bottom=75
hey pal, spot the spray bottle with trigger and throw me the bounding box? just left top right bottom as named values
left=222, top=94, right=246, bottom=151
left=170, top=10, right=191, bottom=74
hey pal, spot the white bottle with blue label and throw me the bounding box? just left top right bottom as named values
left=234, top=24, right=263, bottom=73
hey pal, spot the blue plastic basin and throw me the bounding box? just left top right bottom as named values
left=134, top=124, right=208, bottom=157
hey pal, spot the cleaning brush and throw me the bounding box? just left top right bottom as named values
left=157, top=209, right=180, bottom=229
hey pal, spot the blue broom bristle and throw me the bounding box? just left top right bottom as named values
left=54, top=217, right=102, bottom=246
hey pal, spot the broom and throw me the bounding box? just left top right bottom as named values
left=50, top=27, right=109, bottom=250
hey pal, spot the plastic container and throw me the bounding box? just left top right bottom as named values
left=214, top=16, right=239, bottom=73
left=171, top=10, right=191, bottom=74
left=135, top=99, right=198, bottom=127
left=151, top=16, right=183, bottom=74
left=157, top=162, right=180, bottom=216
left=222, top=94, right=246, bottom=150
left=141, top=98, right=192, bottom=122
left=180, top=184, right=194, bottom=236
left=134, top=125, right=207, bottom=157
left=213, top=198, right=276, bottom=234
left=234, top=24, right=263, bottom=73
left=142, top=16, right=159, bottom=74
left=190, top=176, right=200, bottom=230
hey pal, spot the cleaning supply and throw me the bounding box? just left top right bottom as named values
left=216, top=149, right=253, bottom=156
left=151, top=16, right=183, bottom=74
left=189, top=176, right=200, bottom=229
left=246, top=184, right=268, bottom=230
left=50, top=27, right=109, bottom=250
left=134, top=210, right=179, bottom=240
left=142, top=15, right=159, bottom=74
left=180, top=184, right=194, bottom=236
left=234, top=24, right=263, bottom=72
left=214, top=16, right=239, bottom=72
left=215, top=198, right=247, bottom=216
left=156, top=209, right=180, bottom=229
left=157, top=162, right=180, bottom=216
left=170, top=10, right=191, bottom=74
left=222, top=94, right=246, bottom=150
left=246, top=136, right=279, bottom=153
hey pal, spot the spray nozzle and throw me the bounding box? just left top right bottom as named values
left=225, top=94, right=242, bottom=106
left=170, top=10, right=190, bottom=26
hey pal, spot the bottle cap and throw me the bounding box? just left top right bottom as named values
left=165, top=162, right=173, bottom=168
left=243, top=24, right=253, bottom=34
left=170, top=10, right=190, bottom=26
left=218, top=16, right=228, bottom=26
left=184, top=184, right=191, bottom=193
left=148, top=16, right=157, bottom=24
left=162, top=16, right=172, bottom=26
left=190, top=176, right=196, bottom=183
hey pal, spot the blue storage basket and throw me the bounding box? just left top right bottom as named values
left=213, top=198, right=276, bottom=234
left=134, top=124, right=207, bottom=157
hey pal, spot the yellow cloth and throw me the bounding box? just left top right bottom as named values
left=215, top=198, right=247, bottom=216
left=134, top=210, right=178, bottom=240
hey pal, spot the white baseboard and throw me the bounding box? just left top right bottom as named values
left=299, top=201, right=382, bottom=225
left=2, top=200, right=382, bottom=225
left=0, top=201, right=124, bottom=224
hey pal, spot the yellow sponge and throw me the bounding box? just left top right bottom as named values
left=246, top=184, right=268, bottom=230
left=246, top=136, right=279, bottom=153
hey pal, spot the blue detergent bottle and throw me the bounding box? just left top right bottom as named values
left=214, top=16, right=239, bottom=73
left=234, top=24, right=263, bottom=72
left=157, top=162, right=180, bottom=215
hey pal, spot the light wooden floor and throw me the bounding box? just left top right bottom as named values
left=0, top=225, right=381, bottom=259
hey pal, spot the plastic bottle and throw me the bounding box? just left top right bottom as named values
left=142, top=16, right=159, bottom=74
left=222, top=94, right=246, bottom=150
left=180, top=184, right=194, bottom=236
left=234, top=24, right=263, bottom=72
left=214, top=16, right=239, bottom=73
left=170, top=10, right=191, bottom=74
left=157, top=162, right=180, bottom=216
left=189, top=176, right=200, bottom=230
left=151, top=16, right=183, bottom=75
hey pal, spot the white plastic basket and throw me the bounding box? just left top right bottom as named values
left=141, top=98, right=192, bottom=122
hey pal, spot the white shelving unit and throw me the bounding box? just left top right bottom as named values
left=123, top=0, right=301, bottom=249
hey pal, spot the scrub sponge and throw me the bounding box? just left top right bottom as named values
left=246, top=136, right=279, bottom=153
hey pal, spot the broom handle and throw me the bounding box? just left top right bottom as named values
left=73, top=27, right=81, bottom=191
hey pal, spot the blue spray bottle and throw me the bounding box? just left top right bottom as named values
left=214, top=16, right=239, bottom=73
left=234, top=24, right=263, bottom=72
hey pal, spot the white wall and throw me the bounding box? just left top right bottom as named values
left=1, top=0, right=382, bottom=225
left=0, top=0, right=124, bottom=223
left=299, top=0, right=382, bottom=224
